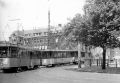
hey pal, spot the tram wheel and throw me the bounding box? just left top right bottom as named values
left=3, top=69, right=9, bottom=73
left=3, top=69, right=14, bottom=73
left=34, top=65, right=39, bottom=69
left=27, top=66, right=30, bottom=70
left=31, top=65, right=34, bottom=69
left=51, top=64, right=55, bottom=67
left=16, top=67, right=22, bottom=73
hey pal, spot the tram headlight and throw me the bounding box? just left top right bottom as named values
left=3, top=59, right=8, bottom=64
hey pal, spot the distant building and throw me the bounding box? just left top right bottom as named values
left=9, top=26, right=63, bottom=50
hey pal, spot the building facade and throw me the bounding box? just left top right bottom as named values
left=9, top=27, right=63, bottom=50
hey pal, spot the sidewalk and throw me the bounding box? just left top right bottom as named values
left=71, top=65, right=120, bottom=74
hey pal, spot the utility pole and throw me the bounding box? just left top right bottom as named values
left=48, top=0, right=51, bottom=50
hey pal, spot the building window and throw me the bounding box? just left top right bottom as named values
left=44, top=32, right=47, bottom=35
left=40, top=39, right=42, bottom=43
left=34, top=38, right=36, bottom=41
left=36, top=33, right=38, bottom=35
left=33, top=33, right=35, bottom=36
left=25, top=34, right=27, bottom=36
left=44, top=39, right=47, bottom=43
left=39, top=33, right=42, bottom=35
left=37, top=40, right=39, bottom=43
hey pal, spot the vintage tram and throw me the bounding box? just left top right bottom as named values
left=0, top=43, right=41, bottom=72
left=0, top=42, right=78, bottom=72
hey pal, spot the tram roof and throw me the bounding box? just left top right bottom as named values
left=0, top=43, right=17, bottom=47
left=0, top=43, right=38, bottom=50
left=0, top=42, right=77, bottom=51
left=40, top=49, right=77, bottom=52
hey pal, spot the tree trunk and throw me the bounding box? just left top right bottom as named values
left=78, top=60, right=81, bottom=68
left=102, top=47, right=106, bottom=69
left=78, top=42, right=81, bottom=68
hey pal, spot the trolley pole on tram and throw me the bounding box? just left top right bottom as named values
left=78, top=42, right=81, bottom=68
left=9, top=19, right=21, bottom=45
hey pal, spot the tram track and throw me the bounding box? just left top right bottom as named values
left=1, top=65, right=80, bottom=83
left=32, top=71, right=81, bottom=82
left=13, top=67, right=50, bottom=83
left=31, top=67, right=82, bottom=82
left=14, top=72, right=35, bottom=83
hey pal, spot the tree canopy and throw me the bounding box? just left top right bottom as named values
left=64, top=0, right=120, bottom=48
left=64, top=0, right=120, bottom=69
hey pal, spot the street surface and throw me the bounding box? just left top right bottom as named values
left=0, top=64, right=120, bottom=83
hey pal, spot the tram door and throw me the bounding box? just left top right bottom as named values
left=54, top=51, right=57, bottom=64
left=30, top=52, right=34, bottom=68
left=17, top=48, right=22, bottom=67
left=39, top=51, right=42, bottom=66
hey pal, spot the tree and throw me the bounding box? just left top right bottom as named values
left=84, top=0, right=120, bottom=69
left=64, top=14, right=90, bottom=45
left=64, top=0, right=120, bottom=69
left=64, top=14, right=91, bottom=68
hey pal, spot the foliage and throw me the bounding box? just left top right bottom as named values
left=64, top=0, right=120, bottom=48
left=85, top=0, right=120, bottom=48
left=64, top=0, right=120, bottom=69
left=64, top=14, right=90, bottom=46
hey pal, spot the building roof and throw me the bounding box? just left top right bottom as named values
left=24, top=28, right=48, bottom=34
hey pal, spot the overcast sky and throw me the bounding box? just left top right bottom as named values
left=0, top=0, right=85, bottom=41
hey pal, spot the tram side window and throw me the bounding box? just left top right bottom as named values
left=18, top=49, right=27, bottom=58
left=66, top=52, right=70, bottom=58
left=61, top=53, right=63, bottom=58
left=33, top=51, right=39, bottom=59
left=54, top=52, right=57, bottom=58
left=27, top=51, right=31, bottom=58
left=81, top=52, right=85, bottom=57
left=46, top=52, right=49, bottom=58
left=32, top=52, right=35, bottom=58
left=18, top=49, right=22, bottom=58
left=61, top=53, right=64, bottom=58
left=41, top=52, right=44, bottom=59
left=42, top=52, right=47, bottom=59
left=46, top=52, right=52, bottom=59
left=25, top=50, right=29, bottom=58
left=60, top=53, right=62, bottom=58
left=66, top=52, right=68, bottom=58
left=70, top=52, right=74, bottom=57
left=57, top=53, right=62, bottom=58
left=11, top=47, right=18, bottom=58
left=63, top=52, right=67, bottom=58
left=44, top=52, right=46, bottom=59
left=49, top=52, right=53, bottom=58
left=36, top=51, right=40, bottom=58
left=22, top=49, right=27, bottom=58
left=29, top=51, right=35, bottom=58
left=57, top=53, right=60, bottom=58
left=51, top=52, right=55, bottom=58
left=75, top=52, right=78, bottom=57
left=0, top=47, right=9, bottom=57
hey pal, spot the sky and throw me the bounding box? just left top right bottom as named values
left=0, top=0, right=85, bottom=41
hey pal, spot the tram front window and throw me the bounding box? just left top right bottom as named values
left=0, top=47, right=9, bottom=58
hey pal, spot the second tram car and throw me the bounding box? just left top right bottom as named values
left=41, top=50, right=78, bottom=66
